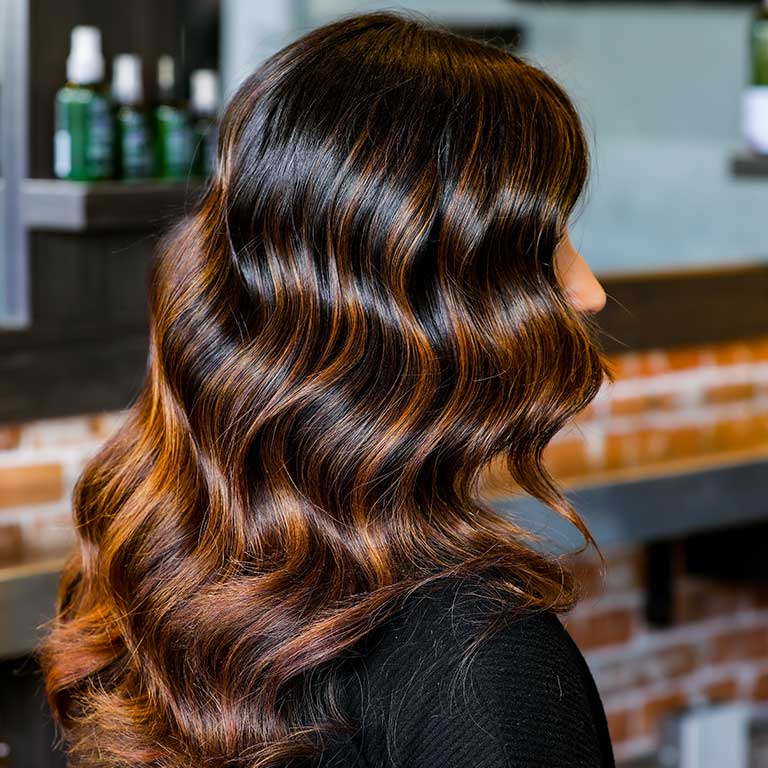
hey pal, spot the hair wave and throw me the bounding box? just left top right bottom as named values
left=38, top=10, right=616, bottom=767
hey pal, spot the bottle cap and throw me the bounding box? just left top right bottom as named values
left=190, top=69, right=219, bottom=116
left=67, top=25, right=105, bottom=84
left=158, top=54, right=176, bottom=95
left=112, top=54, right=143, bottom=105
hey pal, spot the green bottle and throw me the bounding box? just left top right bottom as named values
left=189, top=69, right=220, bottom=178
left=153, top=55, right=190, bottom=179
left=751, top=1, right=768, bottom=85
left=745, top=1, right=768, bottom=153
left=112, top=54, right=153, bottom=179
left=54, top=26, right=115, bottom=180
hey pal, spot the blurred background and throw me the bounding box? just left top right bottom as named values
left=1, top=1, right=768, bottom=766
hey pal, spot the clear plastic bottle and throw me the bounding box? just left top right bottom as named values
left=54, top=26, right=115, bottom=180
left=189, top=69, right=220, bottom=178
left=112, top=54, right=153, bottom=179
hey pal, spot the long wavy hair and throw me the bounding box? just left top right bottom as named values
left=37, top=10, right=616, bottom=768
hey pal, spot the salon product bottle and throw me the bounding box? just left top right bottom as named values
left=54, top=26, right=115, bottom=180
left=153, top=55, right=190, bottom=179
left=189, top=69, right=220, bottom=177
left=744, top=1, right=768, bottom=153
left=112, top=54, right=153, bottom=179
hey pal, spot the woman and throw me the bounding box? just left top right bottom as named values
left=38, top=10, right=617, bottom=768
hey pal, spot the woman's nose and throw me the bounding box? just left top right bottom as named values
left=555, top=233, right=607, bottom=315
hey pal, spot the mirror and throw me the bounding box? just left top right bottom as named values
left=222, top=0, right=768, bottom=275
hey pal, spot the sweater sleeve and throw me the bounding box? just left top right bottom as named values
left=350, top=579, right=611, bottom=768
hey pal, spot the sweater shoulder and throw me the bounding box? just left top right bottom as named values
left=363, top=573, right=580, bottom=670
left=339, top=575, right=613, bottom=767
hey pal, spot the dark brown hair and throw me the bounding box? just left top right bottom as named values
left=37, top=10, right=615, bottom=767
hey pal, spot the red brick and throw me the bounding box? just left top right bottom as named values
left=606, top=707, right=633, bottom=744
left=712, top=627, right=768, bottom=663
left=711, top=415, right=768, bottom=452
left=609, top=392, right=680, bottom=417
left=753, top=671, right=768, bottom=701
left=542, top=438, right=591, bottom=479
left=0, top=424, right=21, bottom=451
left=666, top=346, right=706, bottom=371
left=0, top=463, right=63, bottom=509
left=563, top=608, right=634, bottom=651
left=603, top=425, right=710, bottom=471
left=703, top=382, right=757, bottom=405
left=665, top=425, right=707, bottom=460
left=751, top=338, right=768, bottom=363
left=603, top=430, right=659, bottom=471
left=642, top=690, right=687, bottom=735
left=609, top=351, right=670, bottom=380
left=702, top=677, right=739, bottom=704
left=609, top=353, right=644, bottom=380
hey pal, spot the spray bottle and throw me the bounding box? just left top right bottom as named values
left=112, top=54, right=153, bottom=179
left=153, top=55, right=190, bottom=179
left=54, top=26, right=115, bottom=180
left=189, top=69, right=220, bottom=177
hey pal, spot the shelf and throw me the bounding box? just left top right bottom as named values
left=0, top=546, right=69, bottom=659
left=731, top=150, right=768, bottom=178
left=3, top=453, right=768, bottom=655
left=492, top=452, right=768, bottom=551
left=22, top=177, right=208, bottom=232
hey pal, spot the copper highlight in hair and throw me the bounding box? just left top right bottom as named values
left=37, top=10, right=615, bottom=767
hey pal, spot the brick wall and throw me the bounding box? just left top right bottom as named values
left=2, top=335, right=768, bottom=763
left=547, top=337, right=768, bottom=482
left=0, top=412, right=126, bottom=559
left=563, top=543, right=768, bottom=763
left=548, top=335, right=768, bottom=763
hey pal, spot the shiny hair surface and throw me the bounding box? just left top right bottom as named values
left=37, top=10, right=615, bottom=767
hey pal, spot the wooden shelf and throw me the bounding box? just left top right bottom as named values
left=22, top=177, right=208, bottom=232
left=731, top=150, right=768, bottom=178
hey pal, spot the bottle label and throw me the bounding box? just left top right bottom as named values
left=119, top=111, right=153, bottom=178
left=86, top=95, right=114, bottom=178
left=155, top=105, right=190, bottom=177
left=54, top=129, right=72, bottom=178
left=167, top=125, right=189, bottom=168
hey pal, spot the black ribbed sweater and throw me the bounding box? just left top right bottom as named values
left=319, top=575, right=616, bottom=767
